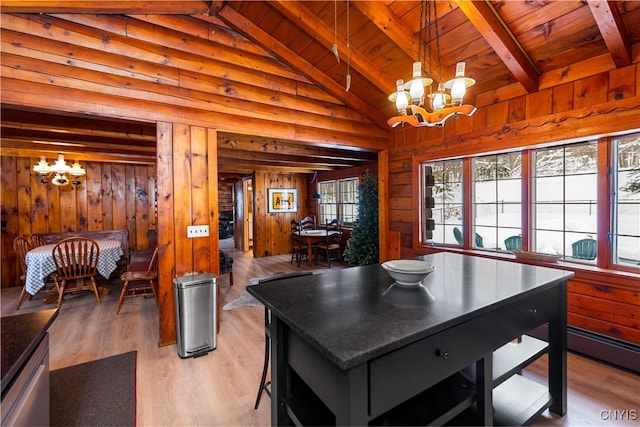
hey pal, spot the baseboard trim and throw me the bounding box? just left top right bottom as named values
left=529, top=325, right=639, bottom=374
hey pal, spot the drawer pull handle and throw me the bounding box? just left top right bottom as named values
left=436, top=349, right=449, bottom=360
left=530, top=308, right=538, bottom=316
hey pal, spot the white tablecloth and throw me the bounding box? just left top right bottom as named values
left=25, top=239, right=124, bottom=295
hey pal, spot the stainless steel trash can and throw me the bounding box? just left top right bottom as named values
left=173, top=273, right=217, bottom=358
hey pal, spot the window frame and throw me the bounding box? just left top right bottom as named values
left=415, top=133, right=639, bottom=273
left=318, top=177, right=360, bottom=227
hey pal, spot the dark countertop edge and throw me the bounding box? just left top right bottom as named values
left=1, top=309, right=59, bottom=396
left=247, top=272, right=574, bottom=371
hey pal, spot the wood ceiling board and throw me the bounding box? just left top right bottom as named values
left=0, top=1, right=211, bottom=14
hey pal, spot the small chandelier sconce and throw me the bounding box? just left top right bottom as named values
left=33, top=154, right=86, bottom=186
left=387, top=1, right=476, bottom=128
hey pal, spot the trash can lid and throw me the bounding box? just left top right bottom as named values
left=173, top=272, right=217, bottom=287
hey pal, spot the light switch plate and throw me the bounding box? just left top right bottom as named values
left=187, top=225, right=209, bottom=238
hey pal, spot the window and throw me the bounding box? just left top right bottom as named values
left=319, top=178, right=359, bottom=226
left=613, top=133, right=640, bottom=267
left=533, top=142, right=598, bottom=261
left=473, top=153, right=522, bottom=250
left=424, top=159, right=463, bottom=245
left=318, top=181, right=336, bottom=224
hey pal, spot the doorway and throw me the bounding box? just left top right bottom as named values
left=235, top=177, right=254, bottom=253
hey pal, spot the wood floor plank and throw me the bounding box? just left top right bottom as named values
left=2, top=240, right=638, bottom=426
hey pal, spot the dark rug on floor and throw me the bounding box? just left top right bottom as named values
left=50, top=351, right=136, bottom=426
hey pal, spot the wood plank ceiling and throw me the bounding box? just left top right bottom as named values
left=2, top=1, right=639, bottom=179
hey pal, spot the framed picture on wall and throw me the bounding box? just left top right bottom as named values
left=268, top=188, right=297, bottom=213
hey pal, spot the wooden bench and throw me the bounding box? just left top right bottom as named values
left=33, top=229, right=130, bottom=273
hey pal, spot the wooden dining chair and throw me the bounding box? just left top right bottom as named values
left=254, top=271, right=314, bottom=410
left=115, top=247, right=159, bottom=314
left=290, top=219, right=307, bottom=266
left=14, top=236, right=32, bottom=309
left=30, top=234, right=47, bottom=248
left=316, top=220, right=343, bottom=267
left=300, top=215, right=315, bottom=230
left=52, top=237, right=101, bottom=309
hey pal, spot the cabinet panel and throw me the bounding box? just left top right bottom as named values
left=1, top=333, right=49, bottom=427
left=369, top=288, right=556, bottom=418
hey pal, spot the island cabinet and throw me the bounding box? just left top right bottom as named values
left=247, top=253, right=572, bottom=426
left=1, top=309, right=58, bottom=427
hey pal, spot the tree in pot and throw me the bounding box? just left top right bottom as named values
left=343, top=169, right=379, bottom=265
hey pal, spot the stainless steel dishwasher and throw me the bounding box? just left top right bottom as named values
left=173, top=273, right=217, bottom=358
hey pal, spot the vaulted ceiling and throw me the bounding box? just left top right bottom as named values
left=2, top=1, right=639, bottom=179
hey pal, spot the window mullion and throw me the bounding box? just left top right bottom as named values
left=463, top=158, right=473, bottom=248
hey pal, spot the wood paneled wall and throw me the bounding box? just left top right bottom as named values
left=156, top=123, right=218, bottom=346
left=1, top=156, right=156, bottom=287
left=387, top=64, right=640, bottom=346
left=253, top=171, right=308, bottom=258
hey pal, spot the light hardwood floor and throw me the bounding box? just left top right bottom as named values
left=2, top=240, right=638, bottom=426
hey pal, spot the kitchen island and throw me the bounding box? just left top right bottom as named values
left=247, top=252, right=573, bottom=426
left=1, top=308, right=58, bottom=426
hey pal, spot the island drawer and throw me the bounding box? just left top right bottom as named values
left=368, top=287, right=558, bottom=418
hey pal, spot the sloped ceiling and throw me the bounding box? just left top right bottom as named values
left=1, top=1, right=639, bottom=177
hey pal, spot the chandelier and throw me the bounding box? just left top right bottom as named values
left=388, top=1, right=476, bottom=128
left=33, top=154, right=86, bottom=186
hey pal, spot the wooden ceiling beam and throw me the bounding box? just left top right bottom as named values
left=454, top=0, right=539, bottom=93
left=270, top=0, right=396, bottom=96
left=0, top=1, right=211, bottom=14
left=1, top=121, right=156, bottom=142
left=0, top=146, right=155, bottom=165
left=217, top=148, right=360, bottom=168
left=587, top=0, right=632, bottom=68
left=214, top=4, right=390, bottom=130
left=218, top=162, right=317, bottom=174
left=217, top=133, right=377, bottom=162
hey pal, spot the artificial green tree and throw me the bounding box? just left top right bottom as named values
left=343, top=170, right=379, bottom=265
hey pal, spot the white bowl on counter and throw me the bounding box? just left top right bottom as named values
left=381, top=259, right=435, bottom=287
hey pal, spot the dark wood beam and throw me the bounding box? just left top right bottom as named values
left=454, top=0, right=539, bottom=93
left=587, top=0, right=632, bottom=67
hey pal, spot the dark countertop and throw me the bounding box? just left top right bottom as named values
left=1, top=309, right=58, bottom=397
left=247, top=252, right=574, bottom=370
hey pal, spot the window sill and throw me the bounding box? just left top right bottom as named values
left=416, top=245, right=640, bottom=290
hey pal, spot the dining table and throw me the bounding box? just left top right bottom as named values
left=294, top=229, right=339, bottom=267
left=24, top=239, right=124, bottom=296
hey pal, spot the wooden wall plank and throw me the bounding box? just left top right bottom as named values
left=101, top=163, right=114, bottom=230
left=1, top=157, right=18, bottom=286
left=30, top=158, right=49, bottom=234
left=156, top=121, right=175, bottom=347
left=134, top=164, right=150, bottom=248
left=16, top=158, right=32, bottom=237
left=190, top=126, right=211, bottom=274
left=87, top=162, right=103, bottom=231
left=172, top=124, right=193, bottom=276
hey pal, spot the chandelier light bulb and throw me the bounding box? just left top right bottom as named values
left=395, top=79, right=409, bottom=115
left=33, top=157, right=51, bottom=175
left=409, top=62, right=425, bottom=104
left=69, top=161, right=86, bottom=177
left=445, top=62, right=475, bottom=106
left=51, top=154, right=71, bottom=175
left=431, top=82, right=447, bottom=111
